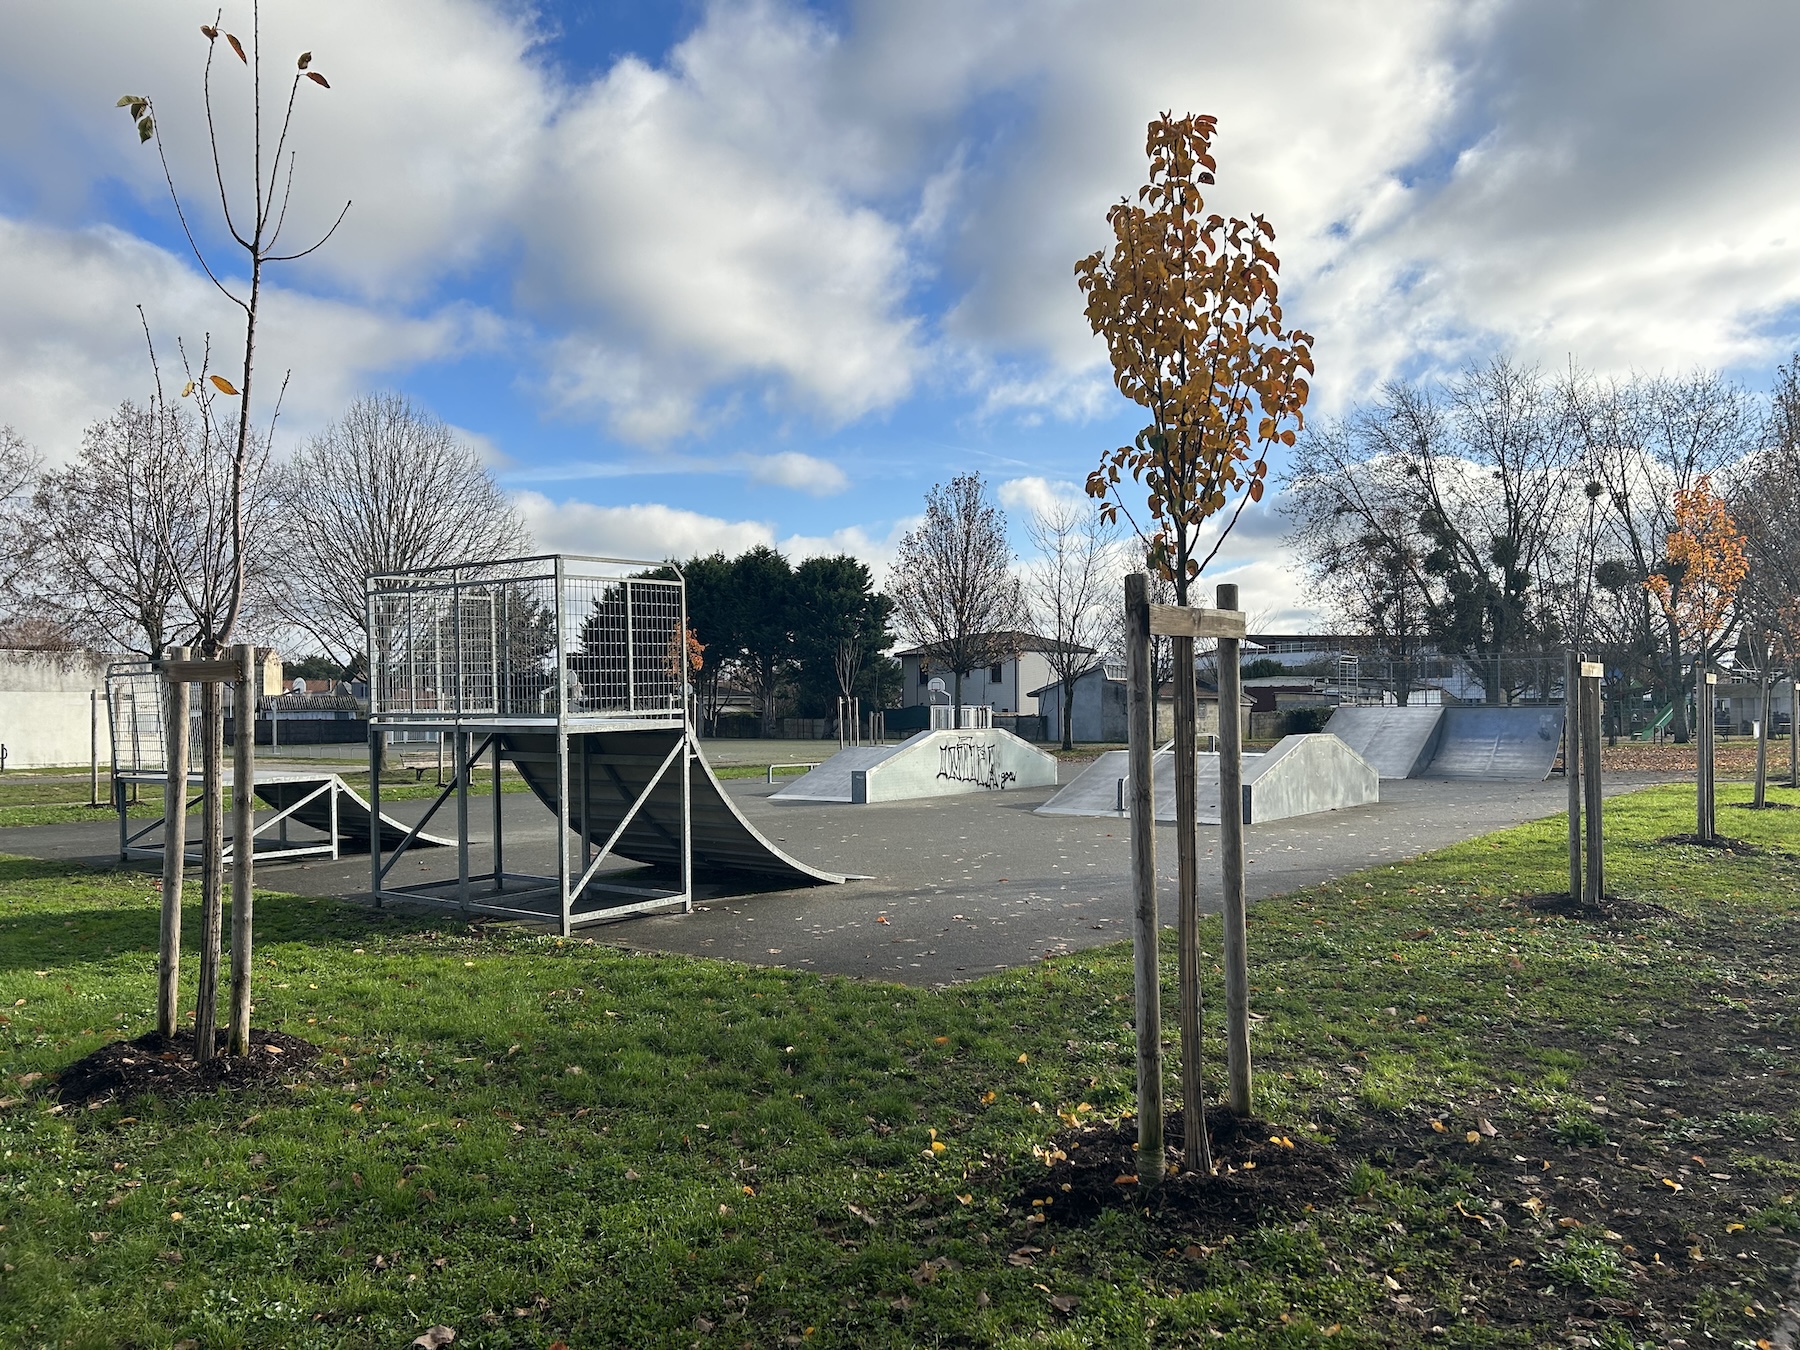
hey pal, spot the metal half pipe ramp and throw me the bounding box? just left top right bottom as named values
left=1323, top=705, right=1445, bottom=779
left=1423, top=707, right=1566, bottom=781
left=504, top=729, right=846, bottom=886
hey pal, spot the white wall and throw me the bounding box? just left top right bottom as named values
left=0, top=649, right=113, bottom=769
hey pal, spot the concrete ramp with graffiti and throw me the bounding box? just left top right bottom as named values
left=770, top=728, right=1059, bottom=804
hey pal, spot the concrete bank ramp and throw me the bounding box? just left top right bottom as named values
left=504, top=729, right=845, bottom=886
left=1323, top=705, right=1445, bottom=779
left=1037, top=734, right=1376, bottom=824
left=1423, top=707, right=1565, bottom=782
left=254, top=775, right=452, bottom=852
left=1243, top=733, right=1379, bottom=823
left=774, top=728, right=1058, bottom=804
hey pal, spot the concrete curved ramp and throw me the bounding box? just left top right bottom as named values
left=773, top=728, right=1058, bottom=804
left=504, top=729, right=845, bottom=886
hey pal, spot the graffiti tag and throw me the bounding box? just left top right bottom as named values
left=936, top=736, right=1017, bottom=790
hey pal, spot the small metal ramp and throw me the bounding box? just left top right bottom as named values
left=1423, top=707, right=1565, bottom=781
left=253, top=776, right=452, bottom=853
left=505, top=729, right=846, bottom=886
left=114, top=769, right=450, bottom=863
left=1324, top=705, right=1445, bottom=779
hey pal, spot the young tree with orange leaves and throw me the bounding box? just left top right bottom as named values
left=1077, top=113, right=1313, bottom=604
left=1644, top=475, right=1748, bottom=687
left=1077, top=113, right=1312, bottom=1178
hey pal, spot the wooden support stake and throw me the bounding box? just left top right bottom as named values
left=1755, top=674, right=1770, bottom=809
left=1581, top=668, right=1604, bottom=906
left=1790, top=677, right=1798, bottom=789
left=1698, top=669, right=1716, bottom=842
left=1216, top=583, right=1251, bottom=1120
left=157, top=647, right=192, bottom=1039
left=1565, top=651, right=1581, bottom=901
left=228, top=644, right=257, bottom=1056
left=1171, top=630, right=1209, bottom=1173
left=1124, top=575, right=1164, bottom=1188
left=193, top=679, right=225, bottom=1065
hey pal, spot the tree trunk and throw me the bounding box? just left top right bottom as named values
left=1668, top=621, right=1690, bottom=743
left=1060, top=674, right=1074, bottom=750
left=952, top=669, right=963, bottom=729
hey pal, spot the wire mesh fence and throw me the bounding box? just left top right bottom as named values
left=368, top=555, right=687, bottom=722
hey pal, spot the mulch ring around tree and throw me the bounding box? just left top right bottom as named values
left=1521, top=891, right=1673, bottom=923
left=45, top=1028, right=320, bottom=1108
left=1654, top=832, right=1770, bottom=855
left=1011, top=1106, right=1343, bottom=1235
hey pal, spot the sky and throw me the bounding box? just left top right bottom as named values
left=4, top=0, right=1800, bottom=629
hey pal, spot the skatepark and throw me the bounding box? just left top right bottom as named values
left=8, top=552, right=1626, bottom=981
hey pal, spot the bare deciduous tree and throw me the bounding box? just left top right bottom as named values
left=1573, top=368, right=1759, bottom=740
left=1023, top=497, right=1117, bottom=749
left=30, top=398, right=275, bottom=657
left=0, top=428, right=41, bottom=623
left=889, top=473, right=1022, bottom=722
left=274, top=393, right=531, bottom=666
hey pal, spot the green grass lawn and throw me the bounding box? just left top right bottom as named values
left=3, top=782, right=1800, bottom=1347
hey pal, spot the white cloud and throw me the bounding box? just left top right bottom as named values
left=0, top=217, right=486, bottom=458
left=997, top=475, right=1088, bottom=522
left=512, top=491, right=775, bottom=562
left=745, top=451, right=848, bottom=496
left=779, top=516, right=918, bottom=588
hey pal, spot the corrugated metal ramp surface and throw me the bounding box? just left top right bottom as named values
left=1423, top=707, right=1565, bottom=781
left=1323, top=706, right=1445, bottom=779
left=254, top=776, right=452, bottom=851
left=504, top=730, right=845, bottom=885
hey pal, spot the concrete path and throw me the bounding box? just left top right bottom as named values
left=0, top=765, right=1670, bottom=987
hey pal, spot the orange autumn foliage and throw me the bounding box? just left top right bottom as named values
left=1644, top=475, right=1748, bottom=651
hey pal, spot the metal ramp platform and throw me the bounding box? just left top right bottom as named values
left=365, top=554, right=852, bottom=933
left=506, top=729, right=844, bottom=885
left=1323, top=705, right=1445, bottom=779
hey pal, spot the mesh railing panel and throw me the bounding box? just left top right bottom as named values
left=370, top=558, right=685, bottom=721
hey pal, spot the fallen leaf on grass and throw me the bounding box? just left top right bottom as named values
left=1557, top=1217, right=1584, bottom=1229
left=623, top=1169, right=640, bottom=1181
left=1007, top=1245, right=1042, bottom=1267
left=1520, top=1196, right=1544, bottom=1216
left=1113, top=1174, right=1138, bottom=1185
left=1383, top=1275, right=1401, bottom=1291
left=1464, top=1130, right=1481, bottom=1144
left=1476, top=1117, right=1498, bottom=1137
left=1049, top=1294, right=1079, bottom=1314
left=1727, top=1222, right=1746, bottom=1233
left=1017, top=1053, right=1028, bottom=1064
left=1269, top=1135, right=1294, bottom=1149
left=847, top=1203, right=878, bottom=1227
left=1663, top=1179, right=1683, bottom=1192
left=1429, top=1118, right=1446, bottom=1133
left=410, top=1327, right=455, bottom=1349
left=889, top=1294, right=913, bottom=1311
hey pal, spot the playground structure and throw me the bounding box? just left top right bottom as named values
left=366, top=554, right=845, bottom=933
left=1036, top=732, right=1378, bottom=824
left=1324, top=704, right=1566, bottom=781
left=106, top=660, right=446, bottom=864
left=770, top=726, right=1058, bottom=804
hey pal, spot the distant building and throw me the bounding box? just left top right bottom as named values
left=896, top=632, right=1093, bottom=717
left=1031, top=663, right=1253, bottom=744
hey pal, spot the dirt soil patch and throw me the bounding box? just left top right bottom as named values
left=1012, top=1107, right=1343, bottom=1234
left=1655, top=833, right=1770, bottom=855
left=46, top=1028, right=320, bottom=1107
left=1520, top=890, right=1674, bottom=922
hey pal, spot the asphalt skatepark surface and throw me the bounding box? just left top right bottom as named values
left=0, top=763, right=1669, bottom=987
